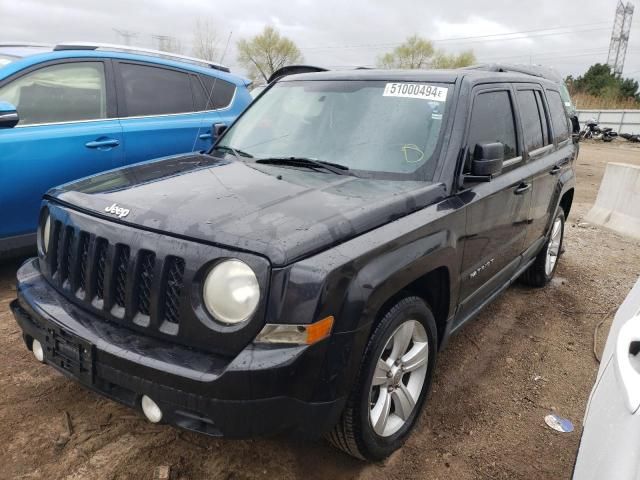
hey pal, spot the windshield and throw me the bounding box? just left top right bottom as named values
left=0, top=55, right=16, bottom=67
left=218, top=80, right=451, bottom=180
left=558, top=83, right=576, bottom=116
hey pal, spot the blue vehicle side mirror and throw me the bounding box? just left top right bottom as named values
left=0, top=101, right=19, bottom=129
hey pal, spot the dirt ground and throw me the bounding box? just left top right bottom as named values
left=1, top=142, right=640, bottom=480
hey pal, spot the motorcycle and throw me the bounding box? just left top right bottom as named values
left=579, top=119, right=619, bottom=142
left=620, top=133, right=640, bottom=143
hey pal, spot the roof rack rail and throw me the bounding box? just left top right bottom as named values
left=463, top=63, right=562, bottom=83
left=0, top=42, right=52, bottom=48
left=53, top=42, right=230, bottom=73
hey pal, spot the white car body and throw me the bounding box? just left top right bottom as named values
left=573, top=277, right=640, bottom=479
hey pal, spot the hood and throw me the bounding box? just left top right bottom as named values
left=49, top=154, right=446, bottom=266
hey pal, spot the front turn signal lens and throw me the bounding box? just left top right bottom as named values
left=255, top=316, right=334, bottom=345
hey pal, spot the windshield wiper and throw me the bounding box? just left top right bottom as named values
left=255, top=157, right=354, bottom=176
left=212, top=145, right=254, bottom=158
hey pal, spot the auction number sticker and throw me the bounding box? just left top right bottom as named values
left=383, top=83, right=448, bottom=102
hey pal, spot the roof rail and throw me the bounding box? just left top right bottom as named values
left=53, top=42, right=230, bottom=73
left=0, top=42, right=52, bottom=48
left=463, top=63, right=562, bottom=83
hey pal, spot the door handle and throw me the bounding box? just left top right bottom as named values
left=550, top=166, right=562, bottom=175
left=198, top=132, right=212, bottom=140
left=616, top=316, right=640, bottom=413
left=85, top=139, right=120, bottom=149
left=514, top=183, right=531, bottom=195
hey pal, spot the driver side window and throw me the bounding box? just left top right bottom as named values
left=466, top=90, right=519, bottom=174
left=0, top=62, right=107, bottom=126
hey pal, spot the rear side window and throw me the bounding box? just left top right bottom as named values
left=0, top=62, right=107, bottom=125
left=517, top=90, right=545, bottom=152
left=467, top=90, right=518, bottom=170
left=193, top=75, right=236, bottom=110
left=119, top=63, right=194, bottom=117
left=534, top=91, right=550, bottom=144
left=546, top=90, right=570, bottom=142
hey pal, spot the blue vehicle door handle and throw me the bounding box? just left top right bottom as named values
left=198, top=132, right=212, bottom=140
left=85, top=139, right=120, bottom=149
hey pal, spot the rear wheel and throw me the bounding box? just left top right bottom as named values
left=521, top=209, right=565, bottom=287
left=327, top=296, right=437, bottom=460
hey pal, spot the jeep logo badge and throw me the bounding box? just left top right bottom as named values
left=105, top=203, right=130, bottom=218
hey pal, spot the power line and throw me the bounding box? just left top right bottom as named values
left=299, top=22, right=611, bottom=51
left=321, top=49, right=614, bottom=71
left=480, top=50, right=610, bottom=64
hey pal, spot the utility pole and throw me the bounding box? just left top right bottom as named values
left=152, top=35, right=182, bottom=53
left=607, top=1, right=635, bottom=76
left=152, top=34, right=171, bottom=51
left=113, top=29, right=139, bottom=46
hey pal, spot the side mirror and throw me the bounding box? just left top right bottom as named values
left=0, top=101, right=19, bottom=129
left=471, top=142, right=504, bottom=177
left=570, top=115, right=581, bottom=144
left=213, top=123, right=227, bottom=140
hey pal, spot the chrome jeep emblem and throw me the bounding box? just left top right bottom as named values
left=105, top=203, right=130, bottom=218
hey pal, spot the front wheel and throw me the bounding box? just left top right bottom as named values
left=327, top=296, right=437, bottom=460
left=521, top=209, right=565, bottom=287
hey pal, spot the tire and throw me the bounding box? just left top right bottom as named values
left=521, top=209, right=565, bottom=287
left=326, top=296, right=437, bottom=461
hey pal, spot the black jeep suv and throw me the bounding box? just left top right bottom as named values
left=11, top=69, right=576, bottom=460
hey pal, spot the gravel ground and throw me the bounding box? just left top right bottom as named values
left=1, top=142, right=639, bottom=480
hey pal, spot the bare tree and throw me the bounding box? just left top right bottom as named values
left=237, top=26, right=303, bottom=83
left=193, top=20, right=220, bottom=61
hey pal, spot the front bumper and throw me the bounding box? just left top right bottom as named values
left=12, top=258, right=346, bottom=438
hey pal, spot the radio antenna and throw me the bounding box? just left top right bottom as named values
left=191, top=29, right=234, bottom=153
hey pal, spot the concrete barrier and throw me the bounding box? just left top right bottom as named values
left=585, top=162, right=640, bottom=240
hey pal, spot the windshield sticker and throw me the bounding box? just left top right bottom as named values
left=383, top=83, right=448, bottom=102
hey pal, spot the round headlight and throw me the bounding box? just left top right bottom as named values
left=42, top=215, right=51, bottom=254
left=203, top=259, right=260, bottom=324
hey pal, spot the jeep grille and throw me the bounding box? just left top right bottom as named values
left=48, top=219, right=186, bottom=333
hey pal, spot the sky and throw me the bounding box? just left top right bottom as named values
left=1, top=0, right=639, bottom=82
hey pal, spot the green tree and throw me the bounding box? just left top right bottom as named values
left=378, top=35, right=475, bottom=70
left=378, top=35, right=435, bottom=69
left=432, top=50, right=476, bottom=69
left=573, top=63, right=618, bottom=96
left=571, top=63, right=640, bottom=103
left=237, top=26, right=303, bottom=83
left=619, top=77, right=640, bottom=101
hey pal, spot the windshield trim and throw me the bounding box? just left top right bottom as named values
left=213, top=78, right=454, bottom=182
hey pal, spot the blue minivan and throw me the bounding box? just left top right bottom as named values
left=0, top=43, right=252, bottom=258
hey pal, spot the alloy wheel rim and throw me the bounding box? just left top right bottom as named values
left=369, top=320, right=429, bottom=437
left=545, top=217, right=562, bottom=276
